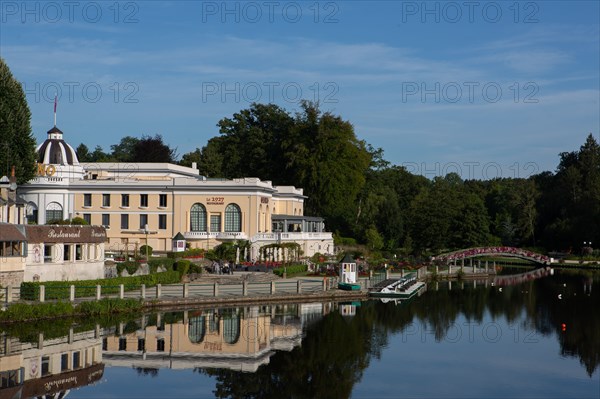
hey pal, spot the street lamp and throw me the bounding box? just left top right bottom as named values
left=143, top=224, right=150, bottom=261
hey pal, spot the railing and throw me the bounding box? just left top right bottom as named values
left=183, top=232, right=248, bottom=240
left=251, top=232, right=333, bottom=242
left=2, top=278, right=334, bottom=307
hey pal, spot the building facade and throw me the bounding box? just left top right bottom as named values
left=0, top=223, right=107, bottom=287
left=18, top=126, right=334, bottom=260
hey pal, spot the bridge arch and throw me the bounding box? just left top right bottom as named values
left=432, top=246, right=551, bottom=265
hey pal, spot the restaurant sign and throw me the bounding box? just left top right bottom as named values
left=25, top=225, right=107, bottom=243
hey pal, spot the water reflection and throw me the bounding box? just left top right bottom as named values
left=0, top=327, right=104, bottom=399
left=0, top=269, right=598, bottom=398
left=102, top=304, right=320, bottom=373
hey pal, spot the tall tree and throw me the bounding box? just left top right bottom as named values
left=110, top=136, right=140, bottom=162
left=179, top=147, right=202, bottom=168
left=75, top=143, right=92, bottom=162
left=283, top=101, right=372, bottom=225
left=0, top=57, right=36, bottom=183
left=211, top=102, right=294, bottom=181
left=132, top=134, right=177, bottom=163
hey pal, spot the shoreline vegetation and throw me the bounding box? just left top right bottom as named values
left=0, top=298, right=142, bottom=324
left=3, top=261, right=598, bottom=323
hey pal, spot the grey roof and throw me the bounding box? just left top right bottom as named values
left=173, top=232, right=185, bottom=240
left=340, top=253, right=355, bottom=264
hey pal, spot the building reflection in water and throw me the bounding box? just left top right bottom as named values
left=0, top=327, right=104, bottom=399
left=103, top=303, right=335, bottom=373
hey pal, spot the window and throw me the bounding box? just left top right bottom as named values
left=44, top=245, right=52, bottom=263
left=140, top=214, right=148, bottom=229
left=225, top=204, right=242, bottom=232
left=188, top=316, right=206, bottom=343
left=0, top=369, right=23, bottom=389
left=0, top=241, right=24, bottom=257
left=61, top=353, right=69, bottom=371
left=102, top=338, right=108, bottom=351
left=75, top=244, right=82, bottom=261
left=159, top=194, right=167, bottom=207
left=158, top=214, right=167, bottom=230
left=119, top=338, right=127, bottom=351
left=102, top=214, right=110, bottom=226
left=64, top=244, right=70, bottom=261
left=190, top=203, right=207, bottom=232
left=83, top=213, right=91, bottom=224
left=73, top=352, right=81, bottom=369
left=84, top=194, right=92, bottom=207
left=45, top=202, right=63, bottom=223
left=102, top=194, right=110, bottom=207
left=27, top=206, right=38, bottom=224
left=140, top=194, right=148, bottom=207
left=137, top=338, right=145, bottom=352
left=210, top=214, right=221, bottom=232
left=121, top=194, right=129, bottom=207
left=121, top=214, right=129, bottom=229
left=157, top=338, right=165, bottom=352
left=223, top=314, right=241, bottom=344
left=41, top=356, right=50, bottom=376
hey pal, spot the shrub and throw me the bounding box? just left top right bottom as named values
left=117, top=261, right=139, bottom=275
left=273, top=264, right=307, bottom=277
left=167, top=248, right=205, bottom=259
left=174, top=260, right=191, bottom=277
left=0, top=302, right=75, bottom=322
left=148, top=258, right=176, bottom=273
left=140, top=245, right=153, bottom=257
left=0, top=299, right=143, bottom=323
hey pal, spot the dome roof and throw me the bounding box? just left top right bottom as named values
left=36, top=126, right=80, bottom=166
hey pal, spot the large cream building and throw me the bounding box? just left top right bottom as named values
left=17, top=125, right=334, bottom=260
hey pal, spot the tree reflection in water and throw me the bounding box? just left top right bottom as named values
left=198, top=270, right=599, bottom=398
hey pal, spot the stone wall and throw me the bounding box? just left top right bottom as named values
left=0, top=270, right=24, bottom=287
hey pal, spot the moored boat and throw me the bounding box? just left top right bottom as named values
left=369, top=274, right=426, bottom=299
left=338, top=282, right=362, bottom=291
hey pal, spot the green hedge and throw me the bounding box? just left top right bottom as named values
left=20, top=271, right=180, bottom=300
left=273, top=264, right=307, bottom=277
left=167, top=248, right=205, bottom=259
left=0, top=299, right=142, bottom=323
left=0, top=302, right=75, bottom=322
left=148, top=258, right=176, bottom=273
left=174, top=259, right=191, bottom=277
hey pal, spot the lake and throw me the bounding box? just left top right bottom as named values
left=1, top=268, right=598, bottom=398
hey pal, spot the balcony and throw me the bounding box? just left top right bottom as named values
left=251, top=232, right=333, bottom=243
left=183, top=231, right=248, bottom=241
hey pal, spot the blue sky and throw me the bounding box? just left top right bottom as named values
left=1, top=1, right=598, bottom=179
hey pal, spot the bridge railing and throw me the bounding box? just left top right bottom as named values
left=433, top=246, right=551, bottom=264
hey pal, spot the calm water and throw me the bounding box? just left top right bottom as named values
left=1, top=269, right=598, bottom=399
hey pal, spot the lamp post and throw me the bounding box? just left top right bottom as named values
left=583, top=241, right=593, bottom=257
left=143, top=224, right=150, bottom=261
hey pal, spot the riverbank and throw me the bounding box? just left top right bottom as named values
left=143, top=289, right=368, bottom=310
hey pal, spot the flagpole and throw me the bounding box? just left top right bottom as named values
left=53, top=94, right=57, bottom=127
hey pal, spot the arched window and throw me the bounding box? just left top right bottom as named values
left=223, top=314, right=240, bottom=344
left=188, top=316, right=206, bottom=343
left=190, top=203, right=207, bottom=232
left=45, top=202, right=63, bottom=223
left=26, top=202, right=38, bottom=224
left=225, top=203, right=241, bottom=232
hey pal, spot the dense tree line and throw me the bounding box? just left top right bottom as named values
left=75, top=134, right=177, bottom=163
left=179, top=102, right=599, bottom=256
